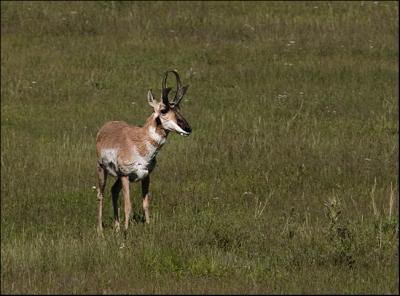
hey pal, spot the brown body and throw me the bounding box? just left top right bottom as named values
left=95, top=70, right=191, bottom=234
left=96, top=118, right=166, bottom=179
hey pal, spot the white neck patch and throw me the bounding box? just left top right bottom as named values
left=148, top=126, right=166, bottom=145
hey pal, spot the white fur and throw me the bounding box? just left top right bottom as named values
left=100, top=148, right=118, bottom=177
left=161, top=119, right=189, bottom=135
left=148, top=126, right=166, bottom=145
left=101, top=144, right=159, bottom=181
left=119, top=145, right=158, bottom=182
left=145, top=141, right=159, bottom=158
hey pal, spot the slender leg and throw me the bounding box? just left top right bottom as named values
left=111, top=178, right=122, bottom=232
left=142, top=176, right=151, bottom=224
left=97, top=163, right=107, bottom=234
left=121, top=176, right=131, bottom=232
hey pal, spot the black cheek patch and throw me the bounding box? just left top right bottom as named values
left=177, top=116, right=192, bottom=133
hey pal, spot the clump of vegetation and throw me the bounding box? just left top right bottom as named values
left=323, top=195, right=355, bottom=268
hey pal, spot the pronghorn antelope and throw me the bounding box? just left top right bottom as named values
left=95, top=70, right=191, bottom=233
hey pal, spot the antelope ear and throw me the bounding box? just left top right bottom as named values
left=147, top=89, right=158, bottom=108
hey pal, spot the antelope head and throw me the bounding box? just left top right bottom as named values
left=147, top=70, right=192, bottom=136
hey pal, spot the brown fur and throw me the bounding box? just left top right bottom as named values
left=95, top=86, right=191, bottom=233
left=96, top=115, right=166, bottom=160
left=95, top=114, right=166, bottom=233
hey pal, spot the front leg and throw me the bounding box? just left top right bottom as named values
left=142, top=176, right=151, bottom=224
left=121, top=176, right=131, bottom=231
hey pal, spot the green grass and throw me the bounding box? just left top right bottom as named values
left=1, top=1, right=399, bottom=294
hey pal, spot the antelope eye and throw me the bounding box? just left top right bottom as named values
left=160, top=108, right=168, bottom=115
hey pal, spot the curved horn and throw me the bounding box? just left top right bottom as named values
left=161, top=71, right=172, bottom=105
left=163, top=70, right=181, bottom=89
left=162, top=70, right=186, bottom=105
left=162, top=88, right=172, bottom=105
left=173, top=84, right=189, bottom=106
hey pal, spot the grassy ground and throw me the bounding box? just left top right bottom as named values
left=1, top=1, right=399, bottom=294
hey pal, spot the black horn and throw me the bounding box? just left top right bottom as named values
left=161, top=71, right=173, bottom=105
left=161, top=70, right=189, bottom=106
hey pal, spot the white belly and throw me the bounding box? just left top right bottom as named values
left=120, top=158, right=156, bottom=182
left=99, top=147, right=157, bottom=181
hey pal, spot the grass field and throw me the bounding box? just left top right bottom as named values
left=1, top=1, right=399, bottom=294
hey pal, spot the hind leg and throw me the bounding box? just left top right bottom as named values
left=111, top=178, right=122, bottom=232
left=97, top=163, right=107, bottom=234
